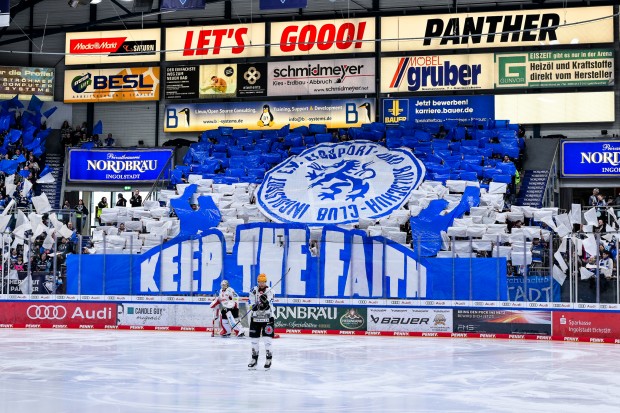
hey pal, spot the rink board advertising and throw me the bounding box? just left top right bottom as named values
left=274, top=306, right=366, bottom=330
left=367, top=308, right=453, bottom=333
left=67, top=149, right=174, bottom=183
left=561, top=141, right=620, bottom=177
left=453, top=309, right=552, bottom=335
left=164, top=99, right=376, bottom=132
left=552, top=312, right=620, bottom=339
left=0, top=302, right=117, bottom=326
left=0, top=66, right=54, bottom=101
left=381, top=6, right=613, bottom=52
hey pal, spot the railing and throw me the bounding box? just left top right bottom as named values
left=542, top=142, right=559, bottom=208
left=143, top=152, right=175, bottom=205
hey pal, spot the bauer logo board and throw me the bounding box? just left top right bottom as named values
left=381, top=6, right=613, bottom=52
left=256, top=141, right=425, bottom=225
left=270, top=18, right=375, bottom=57
left=65, top=28, right=161, bottom=65
left=165, top=23, right=265, bottom=61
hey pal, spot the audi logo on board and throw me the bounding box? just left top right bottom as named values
left=27, top=305, right=67, bottom=320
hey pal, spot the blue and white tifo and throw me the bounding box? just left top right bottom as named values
left=67, top=141, right=508, bottom=300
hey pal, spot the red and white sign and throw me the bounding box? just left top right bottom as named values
left=270, top=18, right=375, bottom=57
left=165, top=23, right=265, bottom=61
left=2, top=302, right=117, bottom=326
left=65, top=28, right=161, bottom=65
left=553, top=312, right=620, bottom=339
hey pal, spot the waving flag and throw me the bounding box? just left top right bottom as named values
left=27, top=95, right=44, bottom=113
left=92, top=120, right=103, bottom=135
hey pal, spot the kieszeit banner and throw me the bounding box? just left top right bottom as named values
left=0, top=302, right=117, bottom=326
left=64, top=67, right=160, bottom=103
left=453, top=309, right=551, bottom=335
left=67, top=149, right=173, bottom=182
left=65, top=28, right=160, bottom=65
left=270, top=18, right=375, bottom=57
left=0, top=66, right=54, bottom=101
left=164, top=98, right=376, bottom=132
left=367, top=308, right=452, bottom=333
left=495, top=49, right=614, bottom=88
left=257, top=141, right=425, bottom=224
left=269, top=58, right=375, bottom=96
left=381, top=6, right=613, bottom=52
left=381, top=55, right=494, bottom=93
left=274, top=306, right=366, bottom=330
left=165, top=23, right=265, bottom=61
left=561, top=140, right=620, bottom=177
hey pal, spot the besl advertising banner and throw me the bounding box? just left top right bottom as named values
left=67, top=149, right=173, bottom=182
left=381, top=6, right=613, bottom=52
left=65, top=28, right=161, bottom=65
left=382, top=95, right=494, bottom=127
left=64, top=67, right=160, bottom=103
left=561, top=141, right=620, bottom=177
left=495, top=49, right=614, bottom=88
left=270, top=18, right=375, bottom=57
left=165, top=23, right=265, bottom=61
left=0, top=66, right=54, bottom=101
left=164, top=98, right=376, bottom=132
left=269, top=57, right=375, bottom=96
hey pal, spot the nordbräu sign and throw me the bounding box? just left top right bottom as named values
left=561, top=140, right=620, bottom=177
left=67, top=149, right=173, bottom=182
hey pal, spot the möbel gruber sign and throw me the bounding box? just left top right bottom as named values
left=496, top=49, right=614, bottom=88
left=269, top=58, right=375, bottom=96
left=65, top=28, right=161, bottom=65
left=165, top=23, right=265, bottom=61
left=381, top=6, right=613, bottom=52
left=67, top=149, right=173, bottom=183
left=367, top=308, right=452, bottom=333
left=0, top=66, right=54, bottom=101
left=561, top=141, right=620, bottom=177
left=274, top=306, right=366, bottom=330
left=270, top=18, right=375, bottom=56
left=64, top=67, right=160, bottom=103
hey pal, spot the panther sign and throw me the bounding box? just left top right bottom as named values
left=256, top=141, right=425, bottom=225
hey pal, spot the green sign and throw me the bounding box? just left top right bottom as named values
left=274, top=306, right=366, bottom=331
left=123, top=186, right=132, bottom=191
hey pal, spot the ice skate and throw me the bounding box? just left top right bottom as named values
left=236, top=331, right=245, bottom=338
left=248, top=350, right=259, bottom=369
left=264, top=350, right=272, bottom=370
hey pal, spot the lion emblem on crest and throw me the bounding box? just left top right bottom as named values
left=306, top=159, right=377, bottom=201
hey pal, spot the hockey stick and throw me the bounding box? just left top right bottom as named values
left=230, top=268, right=289, bottom=331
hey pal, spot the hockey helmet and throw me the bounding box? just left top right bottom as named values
left=257, top=273, right=268, bottom=283
left=221, top=280, right=229, bottom=289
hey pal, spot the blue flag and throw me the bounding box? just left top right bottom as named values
left=6, top=129, right=21, bottom=144
left=40, top=164, right=53, bottom=177
left=42, top=106, right=57, bottom=119
left=92, top=120, right=103, bottom=135
left=259, top=0, right=307, bottom=10
left=160, top=0, right=205, bottom=9
left=0, top=114, right=10, bottom=132
left=27, top=95, right=43, bottom=113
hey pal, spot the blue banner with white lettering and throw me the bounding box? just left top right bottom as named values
left=382, top=95, right=494, bottom=127
left=161, top=0, right=206, bottom=10
left=561, top=140, right=620, bottom=177
left=66, top=223, right=508, bottom=300
left=259, top=0, right=307, bottom=10
left=67, top=148, right=173, bottom=182
left=507, top=275, right=561, bottom=302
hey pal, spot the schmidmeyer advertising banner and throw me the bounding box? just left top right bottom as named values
left=382, top=96, right=494, bottom=126
left=382, top=6, right=613, bottom=52
left=0, top=66, right=54, bottom=101
left=367, top=308, right=452, bottom=333
left=67, top=149, right=173, bottom=183
left=561, top=141, right=620, bottom=177
left=269, top=58, right=375, bottom=96
left=65, top=28, right=160, bottom=65
left=495, top=49, right=614, bottom=88
left=165, top=23, right=265, bottom=61
left=381, top=55, right=494, bottom=93
left=64, top=67, right=160, bottom=103
left=164, top=98, right=375, bottom=132
left=256, top=141, right=425, bottom=225
left=270, top=18, right=375, bottom=57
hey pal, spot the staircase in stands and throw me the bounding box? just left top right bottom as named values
left=515, top=170, right=549, bottom=208
left=39, top=153, right=64, bottom=209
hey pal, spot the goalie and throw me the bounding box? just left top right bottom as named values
left=210, top=280, right=244, bottom=337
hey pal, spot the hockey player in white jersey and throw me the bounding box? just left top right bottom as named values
left=247, top=273, right=275, bottom=369
left=211, top=280, right=244, bottom=337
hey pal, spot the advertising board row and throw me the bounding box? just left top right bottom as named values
left=1, top=301, right=619, bottom=342
left=64, top=7, right=613, bottom=64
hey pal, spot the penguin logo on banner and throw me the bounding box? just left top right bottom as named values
left=256, top=141, right=425, bottom=225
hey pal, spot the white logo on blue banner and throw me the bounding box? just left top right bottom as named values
left=256, top=141, right=425, bottom=225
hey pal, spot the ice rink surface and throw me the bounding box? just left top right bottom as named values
left=1, top=330, right=620, bottom=413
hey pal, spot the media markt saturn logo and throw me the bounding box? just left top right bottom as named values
left=71, top=73, right=92, bottom=93
left=256, top=141, right=425, bottom=225
left=340, top=309, right=365, bottom=330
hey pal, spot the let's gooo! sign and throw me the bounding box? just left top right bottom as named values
left=256, top=141, right=425, bottom=225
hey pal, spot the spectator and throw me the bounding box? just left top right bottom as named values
left=130, top=190, right=142, bottom=207
left=116, top=194, right=127, bottom=207
left=118, top=222, right=126, bottom=234
left=74, top=199, right=88, bottom=234
left=105, top=133, right=115, bottom=147
left=596, top=194, right=606, bottom=218
left=589, top=188, right=600, bottom=207
left=96, top=197, right=108, bottom=225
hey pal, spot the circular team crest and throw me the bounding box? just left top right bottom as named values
left=256, top=141, right=425, bottom=225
